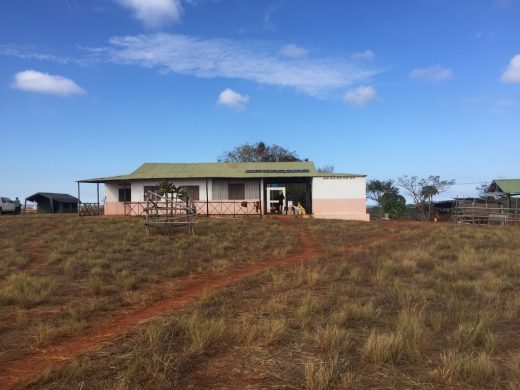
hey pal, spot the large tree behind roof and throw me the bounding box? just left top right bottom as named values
left=218, top=141, right=300, bottom=162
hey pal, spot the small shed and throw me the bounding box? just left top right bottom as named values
left=486, top=179, right=520, bottom=208
left=25, top=193, right=78, bottom=214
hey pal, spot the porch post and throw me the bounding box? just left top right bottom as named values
left=77, top=182, right=81, bottom=216
left=258, top=179, right=262, bottom=218
left=306, top=178, right=313, bottom=215
left=206, top=178, right=209, bottom=217
left=124, top=181, right=127, bottom=216
left=97, top=183, right=100, bottom=215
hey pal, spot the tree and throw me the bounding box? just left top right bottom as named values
left=218, top=141, right=300, bottom=162
left=398, top=175, right=455, bottom=220
left=366, top=179, right=400, bottom=218
left=317, top=165, right=334, bottom=173
left=382, top=192, right=406, bottom=217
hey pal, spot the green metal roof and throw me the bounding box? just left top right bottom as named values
left=79, top=161, right=365, bottom=182
left=493, top=179, right=520, bottom=194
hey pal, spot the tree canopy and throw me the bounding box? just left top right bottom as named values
left=317, top=165, right=334, bottom=173
left=398, top=175, right=455, bottom=220
left=366, top=179, right=401, bottom=217
left=218, top=141, right=300, bottom=163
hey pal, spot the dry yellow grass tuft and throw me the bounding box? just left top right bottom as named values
left=2, top=217, right=520, bottom=389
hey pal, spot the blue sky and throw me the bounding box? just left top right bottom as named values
left=1, top=0, right=519, bottom=202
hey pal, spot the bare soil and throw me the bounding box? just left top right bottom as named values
left=0, top=224, right=317, bottom=389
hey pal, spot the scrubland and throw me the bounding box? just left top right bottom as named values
left=1, top=215, right=520, bottom=389
left=0, top=215, right=294, bottom=369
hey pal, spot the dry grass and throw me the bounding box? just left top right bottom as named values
left=0, top=214, right=295, bottom=365
left=3, top=216, right=520, bottom=389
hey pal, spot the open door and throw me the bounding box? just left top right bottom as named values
left=267, top=187, right=286, bottom=214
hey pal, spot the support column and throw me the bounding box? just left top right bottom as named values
left=258, top=179, right=262, bottom=218
left=206, top=178, right=209, bottom=217
left=77, top=182, right=81, bottom=216
left=306, top=178, right=313, bottom=215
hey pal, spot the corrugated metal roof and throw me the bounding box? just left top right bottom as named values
left=79, top=161, right=365, bottom=182
left=26, top=192, right=78, bottom=203
left=493, top=179, right=520, bottom=194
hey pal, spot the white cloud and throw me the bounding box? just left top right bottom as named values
left=12, top=70, right=85, bottom=96
left=279, top=44, right=308, bottom=58
left=106, top=33, right=378, bottom=97
left=410, top=64, right=453, bottom=82
left=351, top=50, right=375, bottom=61
left=115, top=0, right=183, bottom=28
left=501, top=54, right=520, bottom=83
left=343, top=85, right=377, bottom=107
left=217, top=88, right=249, bottom=110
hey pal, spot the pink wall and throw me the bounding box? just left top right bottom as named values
left=312, top=198, right=369, bottom=221
left=104, top=202, right=126, bottom=215
left=106, top=199, right=369, bottom=220
left=104, top=201, right=261, bottom=216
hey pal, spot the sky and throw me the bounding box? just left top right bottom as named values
left=1, top=0, right=519, bottom=202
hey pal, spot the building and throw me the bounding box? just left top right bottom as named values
left=25, top=192, right=78, bottom=214
left=78, top=161, right=369, bottom=221
left=486, top=179, right=520, bottom=208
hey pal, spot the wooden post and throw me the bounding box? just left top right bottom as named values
left=258, top=179, right=262, bottom=218
left=77, top=182, right=81, bottom=216
left=24, top=199, right=27, bottom=214
left=206, top=178, right=209, bottom=217
left=124, top=181, right=127, bottom=216
left=97, top=183, right=100, bottom=213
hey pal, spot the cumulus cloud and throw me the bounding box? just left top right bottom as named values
left=12, top=70, right=86, bottom=96
left=501, top=54, right=520, bottom=83
left=351, top=50, right=375, bottom=61
left=115, top=0, right=183, bottom=28
left=279, top=44, right=308, bottom=58
left=106, top=33, right=378, bottom=97
left=410, top=64, right=453, bottom=82
left=343, top=85, right=377, bottom=107
left=217, top=88, right=249, bottom=110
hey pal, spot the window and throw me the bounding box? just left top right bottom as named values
left=228, top=183, right=245, bottom=200
left=184, top=186, right=200, bottom=201
left=144, top=186, right=159, bottom=201
left=118, top=188, right=131, bottom=202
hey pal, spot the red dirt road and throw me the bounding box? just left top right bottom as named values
left=0, top=225, right=318, bottom=389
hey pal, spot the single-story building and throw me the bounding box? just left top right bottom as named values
left=78, top=161, right=369, bottom=221
left=25, top=192, right=78, bottom=213
left=485, top=179, right=520, bottom=208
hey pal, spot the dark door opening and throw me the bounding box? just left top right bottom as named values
left=263, top=178, right=312, bottom=215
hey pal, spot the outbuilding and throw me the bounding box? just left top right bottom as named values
left=78, top=161, right=369, bottom=220
left=25, top=192, right=78, bottom=214
left=486, top=179, right=520, bottom=208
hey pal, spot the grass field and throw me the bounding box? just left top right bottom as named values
left=1, top=215, right=520, bottom=389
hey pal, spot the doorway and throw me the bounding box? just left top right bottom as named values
left=267, top=187, right=286, bottom=214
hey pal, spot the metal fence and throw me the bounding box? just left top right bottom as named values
left=124, top=200, right=261, bottom=217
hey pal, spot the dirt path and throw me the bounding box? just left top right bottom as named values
left=0, top=224, right=318, bottom=389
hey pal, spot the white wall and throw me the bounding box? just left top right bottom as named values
left=212, top=179, right=261, bottom=200
left=105, top=183, right=120, bottom=202
left=312, top=176, right=366, bottom=199
left=131, top=179, right=209, bottom=202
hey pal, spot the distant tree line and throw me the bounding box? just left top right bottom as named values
left=367, top=176, right=455, bottom=220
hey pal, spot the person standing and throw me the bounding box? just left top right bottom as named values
left=277, top=192, right=285, bottom=214
left=14, top=197, right=21, bottom=214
